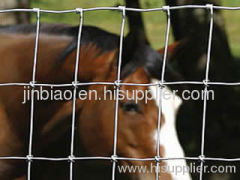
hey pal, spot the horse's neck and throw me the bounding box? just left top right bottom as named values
left=41, top=43, right=117, bottom=83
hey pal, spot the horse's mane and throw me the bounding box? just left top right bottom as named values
left=0, top=23, right=120, bottom=53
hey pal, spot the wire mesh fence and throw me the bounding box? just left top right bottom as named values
left=0, top=4, right=240, bottom=180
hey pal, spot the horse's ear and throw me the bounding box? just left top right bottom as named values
left=121, top=34, right=150, bottom=78
left=144, top=45, right=184, bottom=83
left=122, top=31, right=149, bottom=64
left=40, top=100, right=84, bottom=145
left=121, top=32, right=138, bottom=67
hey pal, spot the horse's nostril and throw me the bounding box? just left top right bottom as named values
left=120, top=102, right=141, bottom=113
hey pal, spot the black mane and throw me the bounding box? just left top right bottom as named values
left=0, top=24, right=120, bottom=52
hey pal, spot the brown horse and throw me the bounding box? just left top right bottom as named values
left=0, top=26, right=178, bottom=180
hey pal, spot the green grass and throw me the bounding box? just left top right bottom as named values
left=31, top=0, right=240, bottom=56
left=220, top=0, right=240, bottom=57
left=31, top=0, right=168, bottom=49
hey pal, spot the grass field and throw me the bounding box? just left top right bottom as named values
left=30, top=0, right=240, bottom=57
left=221, top=0, right=240, bottom=57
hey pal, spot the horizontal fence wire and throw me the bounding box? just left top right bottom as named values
left=0, top=4, right=240, bottom=180
left=1, top=81, right=240, bottom=87
left=1, top=156, right=240, bottom=162
left=2, top=5, right=240, bottom=13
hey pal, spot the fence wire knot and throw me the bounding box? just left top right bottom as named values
left=157, top=80, right=165, bottom=88
left=118, top=6, right=126, bottom=18
left=76, top=8, right=83, bottom=16
left=155, top=156, right=161, bottom=163
left=206, top=4, right=214, bottom=16
left=29, top=81, right=36, bottom=88
left=203, top=79, right=209, bottom=87
left=33, top=8, right=40, bottom=13
left=199, top=155, right=205, bottom=162
left=68, top=155, right=75, bottom=163
left=114, top=80, right=121, bottom=88
left=33, top=8, right=40, bottom=19
left=26, top=155, right=33, bottom=162
left=72, top=81, right=79, bottom=88
left=206, top=4, right=213, bottom=10
left=111, top=155, right=118, bottom=163
left=162, top=6, right=170, bottom=16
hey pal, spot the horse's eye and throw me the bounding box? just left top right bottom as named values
left=120, top=102, right=141, bottom=113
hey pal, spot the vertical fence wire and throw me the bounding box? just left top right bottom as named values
left=199, top=4, right=214, bottom=180
left=69, top=8, right=83, bottom=180
left=155, top=6, right=171, bottom=180
left=111, top=6, right=126, bottom=180
left=27, top=8, right=40, bottom=180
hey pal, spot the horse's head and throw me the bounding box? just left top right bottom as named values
left=78, top=66, right=168, bottom=179
left=42, top=41, right=178, bottom=179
